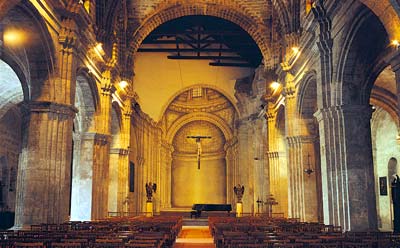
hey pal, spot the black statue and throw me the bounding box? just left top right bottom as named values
left=145, top=182, right=157, bottom=202
left=234, top=184, right=245, bottom=203
left=392, top=175, right=400, bottom=233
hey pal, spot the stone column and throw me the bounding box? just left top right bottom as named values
left=117, top=107, right=132, bottom=214
left=225, top=138, right=239, bottom=206
left=91, top=73, right=114, bottom=220
left=70, top=133, right=95, bottom=221
left=161, top=142, right=173, bottom=209
left=287, top=135, right=319, bottom=222
left=315, top=105, right=377, bottom=231
left=14, top=102, right=76, bottom=228
left=108, top=148, right=122, bottom=215
left=91, top=133, right=111, bottom=219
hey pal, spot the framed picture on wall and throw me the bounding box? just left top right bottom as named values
left=129, top=162, right=135, bottom=192
left=379, top=177, right=388, bottom=196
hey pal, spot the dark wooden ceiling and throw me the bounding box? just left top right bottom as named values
left=139, top=16, right=263, bottom=68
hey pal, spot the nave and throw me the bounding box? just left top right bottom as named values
left=1, top=0, right=400, bottom=239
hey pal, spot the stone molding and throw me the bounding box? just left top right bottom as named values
left=314, top=104, right=373, bottom=123
left=173, top=151, right=226, bottom=161
left=287, top=135, right=318, bottom=145
left=81, top=132, right=111, bottom=145
left=110, top=148, right=129, bottom=155
left=23, top=101, right=78, bottom=118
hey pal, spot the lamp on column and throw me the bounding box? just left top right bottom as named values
left=304, top=153, right=314, bottom=176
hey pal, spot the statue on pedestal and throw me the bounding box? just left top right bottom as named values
left=234, top=184, right=245, bottom=203
left=145, top=182, right=157, bottom=202
left=392, top=175, right=400, bottom=233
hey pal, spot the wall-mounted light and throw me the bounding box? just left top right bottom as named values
left=270, top=81, right=281, bottom=91
left=119, top=80, right=128, bottom=89
left=94, top=43, right=105, bottom=58
left=304, top=153, right=314, bottom=176
left=392, top=40, right=400, bottom=49
left=291, top=47, right=300, bottom=55
left=3, top=28, right=26, bottom=46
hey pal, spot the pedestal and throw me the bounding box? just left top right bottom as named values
left=236, top=202, right=243, bottom=217
left=146, top=202, right=153, bottom=217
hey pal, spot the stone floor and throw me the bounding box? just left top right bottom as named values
left=174, top=226, right=215, bottom=248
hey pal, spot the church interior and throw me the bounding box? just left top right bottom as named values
left=1, top=0, right=400, bottom=247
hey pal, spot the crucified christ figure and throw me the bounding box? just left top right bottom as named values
left=187, top=135, right=211, bottom=169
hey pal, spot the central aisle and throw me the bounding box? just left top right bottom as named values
left=174, top=226, right=215, bottom=248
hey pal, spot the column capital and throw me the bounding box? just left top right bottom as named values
left=101, top=83, right=116, bottom=96
left=81, top=132, right=111, bottom=145
left=22, top=101, right=78, bottom=117
left=282, top=85, right=296, bottom=99
left=110, top=148, right=129, bottom=155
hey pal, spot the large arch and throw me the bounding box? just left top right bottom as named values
left=127, top=2, right=271, bottom=66
left=359, top=0, right=400, bottom=40
left=335, top=4, right=389, bottom=105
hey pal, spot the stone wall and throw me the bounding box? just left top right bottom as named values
left=371, top=107, right=400, bottom=231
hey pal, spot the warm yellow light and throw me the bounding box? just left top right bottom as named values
left=94, top=43, right=105, bottom=58
left=392, top=40, right=400, bottom=48
left=270, top=81, right=281, bottom=91
left=3, top=28, right=26, bottom=46
left=119, top=80, right=128, bottom=89
left=292, top=47, right=300, bottom=54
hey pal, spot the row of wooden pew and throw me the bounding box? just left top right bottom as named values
left=209, top=216, right=400, bottom=248
left=0, top=216, right=182, bottom=248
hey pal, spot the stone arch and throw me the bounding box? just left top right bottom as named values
left=369, top=64, right=399, bottom=124
left=74, top=68, right=99, bottom=133
left=111, top=103, right=123, bottom=148
left=0, top=59, right=24, bottom=120
left=1, top=1, right=56, bottom=101
left=166, top=112, right=233, bottom=145
left=159, top=84, right=241, bottom=121
left=335, top=4, right=389, bottom=105
left=271, top=0, right=291, bottom=34
left=127, top=3, right=271, bottom=66
left=371, top=106, right=400, bottom=230
left=297, top=70, right=317, bottom=116
left=358, top=0, right=400, bottom=40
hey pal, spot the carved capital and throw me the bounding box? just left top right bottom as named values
left=282, top=85, right=296, bottom=98
left=101, top=83, right=116, bottom=95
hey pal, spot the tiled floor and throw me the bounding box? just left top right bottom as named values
left=174, top=226, right=215, bottom=248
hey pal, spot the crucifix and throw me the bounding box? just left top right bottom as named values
left=187, top=135, right=211, bottom=169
